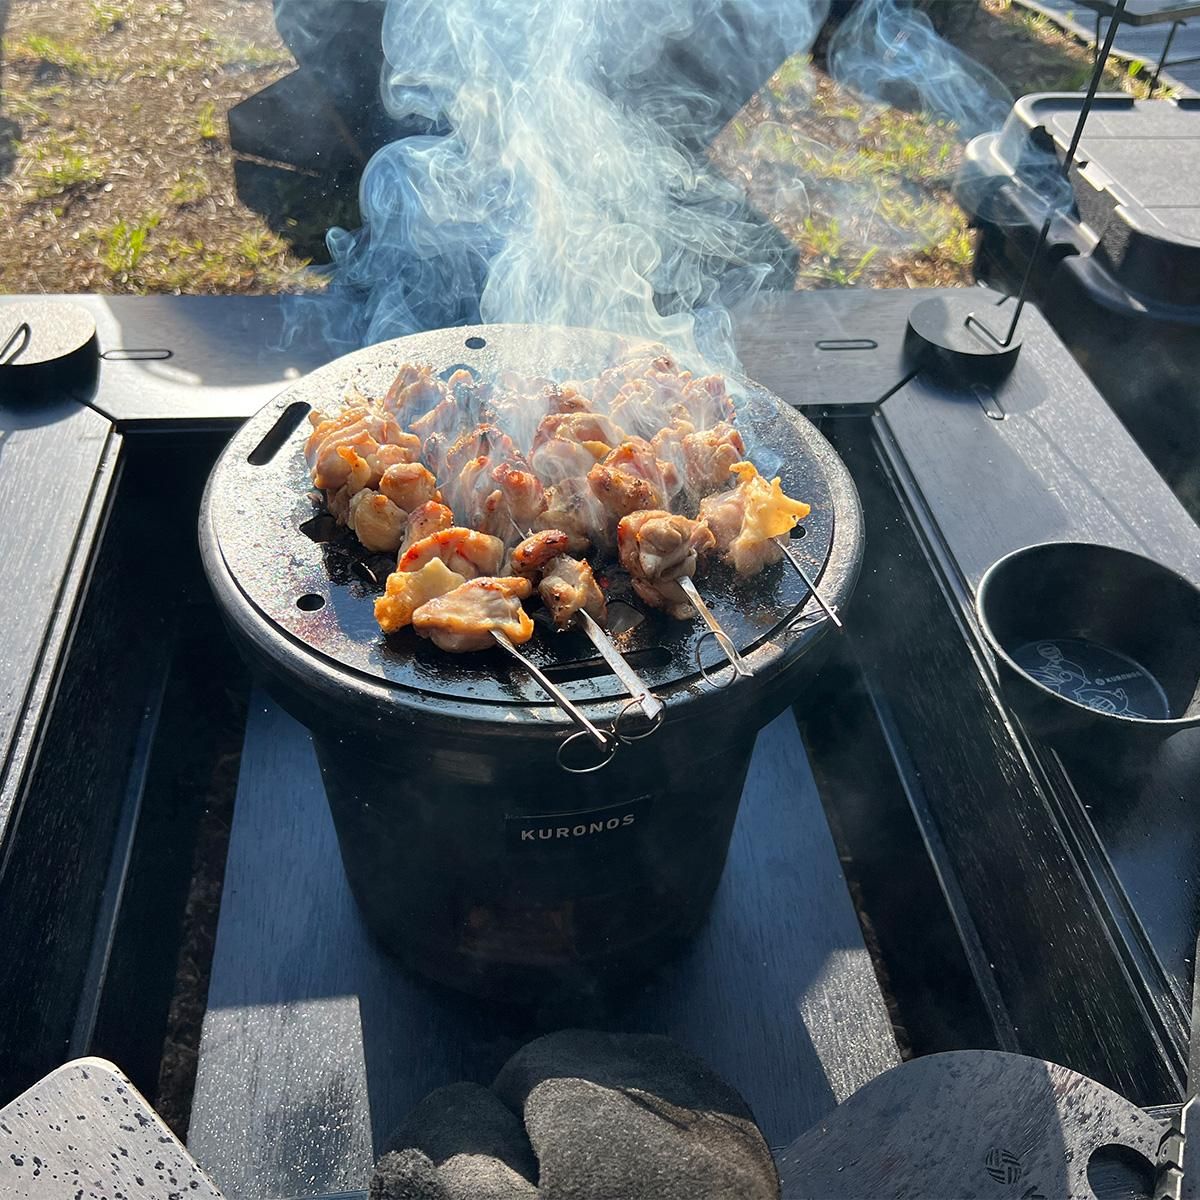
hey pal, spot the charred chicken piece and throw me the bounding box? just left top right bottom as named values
left=348, top=490, right=407, bottom=554
left=412, top=576, right=535, bottom=652
left=399, top=501, right=454, bottom=558
left=699, top=461, right=811, bottom=576
left=397, top=526, right=505, bottom=579
left=617, top=510, right=716, bottom=620
left=529, top=436, right=602, bottom=487
left=539, top=555, right=607, bottom=629
left=379, top=461, right=440, bottom=513
left=374, top=558, right=466, bottom=634
left=588, top=463, right=659, bottom=524
left=602, top=438, right=680, bottom=501
left=505, top=529, right=572, bottom=580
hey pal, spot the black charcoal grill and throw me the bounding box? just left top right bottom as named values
left=199, top=323, right=863, bottom=1002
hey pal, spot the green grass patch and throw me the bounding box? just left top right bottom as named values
left=29, top=139, right=105, bottom=197
left=98, top=214, right=162, bottom=277
left=169, top=169, right=211, bottom=205
left=8, top=35, right=98, bottom=75
left=91, top=2, right=128, bottom=34
left=197, top=101, right=219, bottom=142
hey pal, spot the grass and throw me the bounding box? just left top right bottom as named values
left=169, top=169, right=211, bottom=205
left=9, top=34, right=99, bottom=74
left=98, top=214, right=162, bottom=276
left=91, top=3, right=127, bottom=34
left=197, top=101, right=219, bottom=141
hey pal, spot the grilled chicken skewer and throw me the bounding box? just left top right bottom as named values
left=509, top=528, right=665, bottom=725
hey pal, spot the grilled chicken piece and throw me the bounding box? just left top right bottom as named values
left=374, top=558, right=466, bottom=634
left=529, top=436, right=602, bottom=487
left=654, top=419, right=746, bottom=496
left=532, top=411, right=625, bottom=453
left=539, top=555, right=607, bottom=629
left=379, top=462, right=440, bottom=513
left=672, top=374, right=736, bottom=430
left=618, top=510, right=715, bottom=620
left=348, top=490, right=407, bottom=554
left=699, top=461, right=811, bottom=576
left=305, top=408, right=407, bottom=489
left=397, top=527, right=505, bottom=579
left=412, top=576, right=535, bottom=652
left=533, top=479, right=597, bottom=555
left=588, top=464, right=657, bottom=524
left=365, top=438, right=422, bottom=486
left=602, top=438, right=679, bottom=500
left=442, top=424, right=519, bottom=480
left=474, top=463, right=547, bottom=541
left=324, top=446, right=372, bottom=523
left=399, top=501, right=455, bottom=558
left=382, top=362, right=444, bottom=419
left=505, top=529, right=572, bottom=580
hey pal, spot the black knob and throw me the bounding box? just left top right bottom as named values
left=0, top=300, right=100, bottom=405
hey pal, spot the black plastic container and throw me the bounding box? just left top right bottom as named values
left=957, top=94, right=1200, bottom=515
left=200, top=324, right=863, bottom=1002
left=977, top=541, right=1200, bottom=747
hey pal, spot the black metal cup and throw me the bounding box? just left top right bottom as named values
left=976, top=541, right=1200, bottom=746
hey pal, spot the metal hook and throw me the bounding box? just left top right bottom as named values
left=556, top=727, right=620, bottom=774
left=678, top=576, right=753, bottom=679
left=1, top=322, right=32, bottom=366
left=695, top=629, right=737, bottom=690
left=776, top=534, right=843, bottom=631
left=615, top=695, right=665, bottom=742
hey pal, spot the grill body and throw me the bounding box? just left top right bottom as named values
left=199, top=324, right=863, bottom=1001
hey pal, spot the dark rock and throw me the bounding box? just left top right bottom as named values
left=493, top=1030, right=779, bottom=1200
left=383, top=1082, right=538, bottom=1200
left=369, top=1148, right=450, bottom=1200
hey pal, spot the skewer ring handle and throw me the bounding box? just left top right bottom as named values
left=787, top=608, right=828, bottom=636
left=615, top=695, right=666, bottom=742
left=695, top=630, right=737, bottom=690
left=556, top=727, right=620, bottom=774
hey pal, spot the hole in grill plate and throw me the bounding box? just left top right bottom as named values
left=296, top=593, right=325, bottom=612
left=464, top=336, right=487, bottom=349
left=248, top=402, right=311, bottom=466
left=790, top=524, right=808, bottom=540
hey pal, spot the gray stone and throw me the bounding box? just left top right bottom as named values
left=493, top=1030, right=779, bottom=1200
left=383, top=1082, right=539, bottom=1200
left=369, top=1148, right=450, bottom=1200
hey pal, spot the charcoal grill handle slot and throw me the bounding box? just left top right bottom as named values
left=815, top=338, right=878, bottom=351
left=248, top=401, right=312, bottom=466
left=101, top=348, right=173, bottom=361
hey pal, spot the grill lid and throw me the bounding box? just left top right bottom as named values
left=206, top=324, right=858, bottom=707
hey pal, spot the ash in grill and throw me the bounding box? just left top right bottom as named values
left=200, top=325, right=862, bottom=999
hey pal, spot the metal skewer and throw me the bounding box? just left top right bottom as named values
left=510, top=521, right=664, bottom=730
left=678, top=575, right=753, bottom=680
left=490, top=628, right=617, bottom=761
left=775, top=534, right=843, bottom=631
left=577, top=608, right=665, bottom=729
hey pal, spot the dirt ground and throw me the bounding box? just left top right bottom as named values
left=0, top=0, right=1161, bottom=297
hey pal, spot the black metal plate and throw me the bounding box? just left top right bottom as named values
left=208, top=324, right=859, bottom=706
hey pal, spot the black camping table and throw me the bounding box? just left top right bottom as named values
left=2, top=288, right=1200, bottom=1198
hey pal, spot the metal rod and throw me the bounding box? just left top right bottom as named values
left=964, top=0, right=1126, bottom=348
left=490, top=628, right=614, bottom=751
left=1149, top=18, right=1182, bottom=97
left=0, top=322, right=32, bottom=366
left=677, top=576, right=753, bottom=679
left=775, top=536, right=843, bottom=630
left=578, top=609, right=665, bottom=722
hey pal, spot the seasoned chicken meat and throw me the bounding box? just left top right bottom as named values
left=506, top=529, right=572, bottom=579
left=587, top=463, right=659, bottom=523
left=374, top=558, right=466, bottom=634
left=539, top=555, right=607, bottom=629
left=617, top=510, right=715, bottom=620
left=399, top=501, right=454, bottom=557
left=379, top=461, right=440, bottom=513
left=533, top=478, right=598, bottom=555
left=412, top=576, right=535, bottom=652
left=397, top=527, right=505, bottom=579
left=699, top=461, right=811, bottom=576
left=348, top=490, right=407, bottom=554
